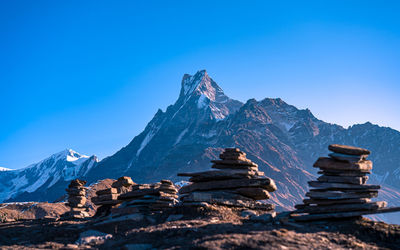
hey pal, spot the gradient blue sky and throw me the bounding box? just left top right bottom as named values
left=1, top=1, right=399, bottom=169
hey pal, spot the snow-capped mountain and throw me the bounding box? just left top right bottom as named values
left=0, top=149, right=98, bottom=202
left=5, top=70, right=400, bottom=224
left=84, top=70, right=400, bottom=213
left=0, top=167, right=11, bottom=171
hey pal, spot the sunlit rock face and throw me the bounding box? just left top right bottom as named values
left=84, top=70, right=400, bottom=212
left=0, top=149, right=98, bottom=202
left=4, top=70, right=400, bottom=223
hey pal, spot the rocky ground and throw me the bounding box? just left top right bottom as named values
left=0, top=204, right=399, bottom=249
left=0, top=179, right=115, bottom=222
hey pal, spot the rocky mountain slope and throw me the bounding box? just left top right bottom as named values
left=4, top=70, right=400, bottom=222
left=0, top=149, right=98, bottom=202
left=83, top=70, right=400, bottom=212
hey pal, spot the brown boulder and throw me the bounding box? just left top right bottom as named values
left=328, top=144, right=371, bottom=156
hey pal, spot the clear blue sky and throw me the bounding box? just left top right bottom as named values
left=1, top=1, right=399, bottom=169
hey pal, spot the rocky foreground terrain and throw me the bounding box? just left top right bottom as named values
left=0, top=205, right=399, bottom=249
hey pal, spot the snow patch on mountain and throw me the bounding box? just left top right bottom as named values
left=197, top=94, right=208, bottom=109
left=0, top=149, right=97, bottom=202
left=175, top=128, right=189, bottom=145
left=0, top=167, right=11, bottom=171
left=137, top=130, right=157, bottom=157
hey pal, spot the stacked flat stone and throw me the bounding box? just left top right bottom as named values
left=293, top=144, right=387, bottom=221
left=177, top=148, right=277, bottom=210
left=66, top=179, right=90, bottom=218
left=92, top=176, right=135, bottom=216
left=115, top=180, right=179, bottom=214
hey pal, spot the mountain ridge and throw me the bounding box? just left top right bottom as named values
left=82, top=71, right=400, bottom=214
left=0, top=149, right=98, bottom=202
left=2, top=70, right=400, bottom=225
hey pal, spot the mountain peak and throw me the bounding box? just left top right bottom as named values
left=179, top=70, right=214, bottom=99
left=43, top=149, right=94, bottom=167
left=176, top=70, right=243, bottom=119
left=178, top=70, right=229, bottom=104
left=54, top=149, right=87, bottom=159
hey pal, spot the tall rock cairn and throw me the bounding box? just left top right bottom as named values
left=114, top=180, right=179, bottom=215
left=178, top=148, right=277, bottom=211
left=292, top=144, right=387, bottom=221
left=66, top=179, right=90, bottom=219
left=92, top=176, right=135, bottom=217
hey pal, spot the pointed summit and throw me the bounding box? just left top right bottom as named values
left=179, top=70, right=215, bottom=99
left=176, top=70, right=242, bottom=120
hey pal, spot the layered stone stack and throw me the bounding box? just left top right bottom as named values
left=293, top=144, right=387, bottom=221
left=92, top=176, right=135, bottom=216
left=113, top=180, right=179, bottom=214
left=177, top=148, right=277, bottom=210
left=65, top=179, right=90, bottom=219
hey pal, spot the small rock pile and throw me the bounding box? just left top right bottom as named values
left=92, top=176, right=135, bottom=216
left=112, top=180, right=179, bottom=215
left=65, top=179, right=90, bottom=219
left=292, top=144, right=387, bottom=221
left=178, top=148, right=277, bottom=210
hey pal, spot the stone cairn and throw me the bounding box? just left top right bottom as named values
left=65, top=179, right=90, bottom=219
left=292, top=144, right=387, bottom=221
left=115, top=180, right=179, bottom=214
left=92, top=176, right=135, bottom=217
left=178, top=148, right=277, bottom=211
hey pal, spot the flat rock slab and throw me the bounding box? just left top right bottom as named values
left=293, top=206, right=400, bottom=221
left=224, top=148, right=241, bottom=153
left=295, top=201, right=387, bottom=214
left=125, top=199, right=176, bottom=206
left=69, top=179, right=87, bottom=187
left=158, top=187, right=178, bottom=194
left=110, top=206, right=140, bottom=215
left=212, top=164, right=258, bottom=170
left=308, top=181, right=380, bottom=190
left=182, top=192, right=275, bottom=210
left=119, top=189, right=161, bottom=199
left=178, top=169, right=256, bottom=177
left=66, top=189, right=86, bottom=196
left=306, top=191, right=378, bottom=199
left=92, top=194, right=119, bottom=202
left=235, top=187, right=270, bottom=200
left=179, top=177, right=277, bottom=194
left=211, top=159, right=257, bottom=167
left=178, top=170, right=263, bottom=182
left=68, top=196, right=86, bottom=204
left=314, top=157, right=372, bottom=171
left=317, top=175, right=368, bottom=185
left=329, top=153, right=368, bottom=163
left=92, top=199, right=121, bottom=205
left=189, top=174, right=252, bottom=183
left=302, top=198, right=371, bottom=206
left=112, top=176, right=135, bottom=188
left=318, top=170, right=370, bottom=176
left=96, top=188, right=118, bottom=195
left=181, top=190, right=254, bottom=202
left=328, top=144, right=371, bottom=156
left=219, top=151, right=247, bottom=161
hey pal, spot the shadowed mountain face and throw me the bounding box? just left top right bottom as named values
left=4, top=70, right=400, bottom=220
left=81, top=70, right=400, bottom=210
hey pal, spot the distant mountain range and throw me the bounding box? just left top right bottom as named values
left=2, top=70, right=400, bottom=222
left=0, top=149, right=98, bottom=202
